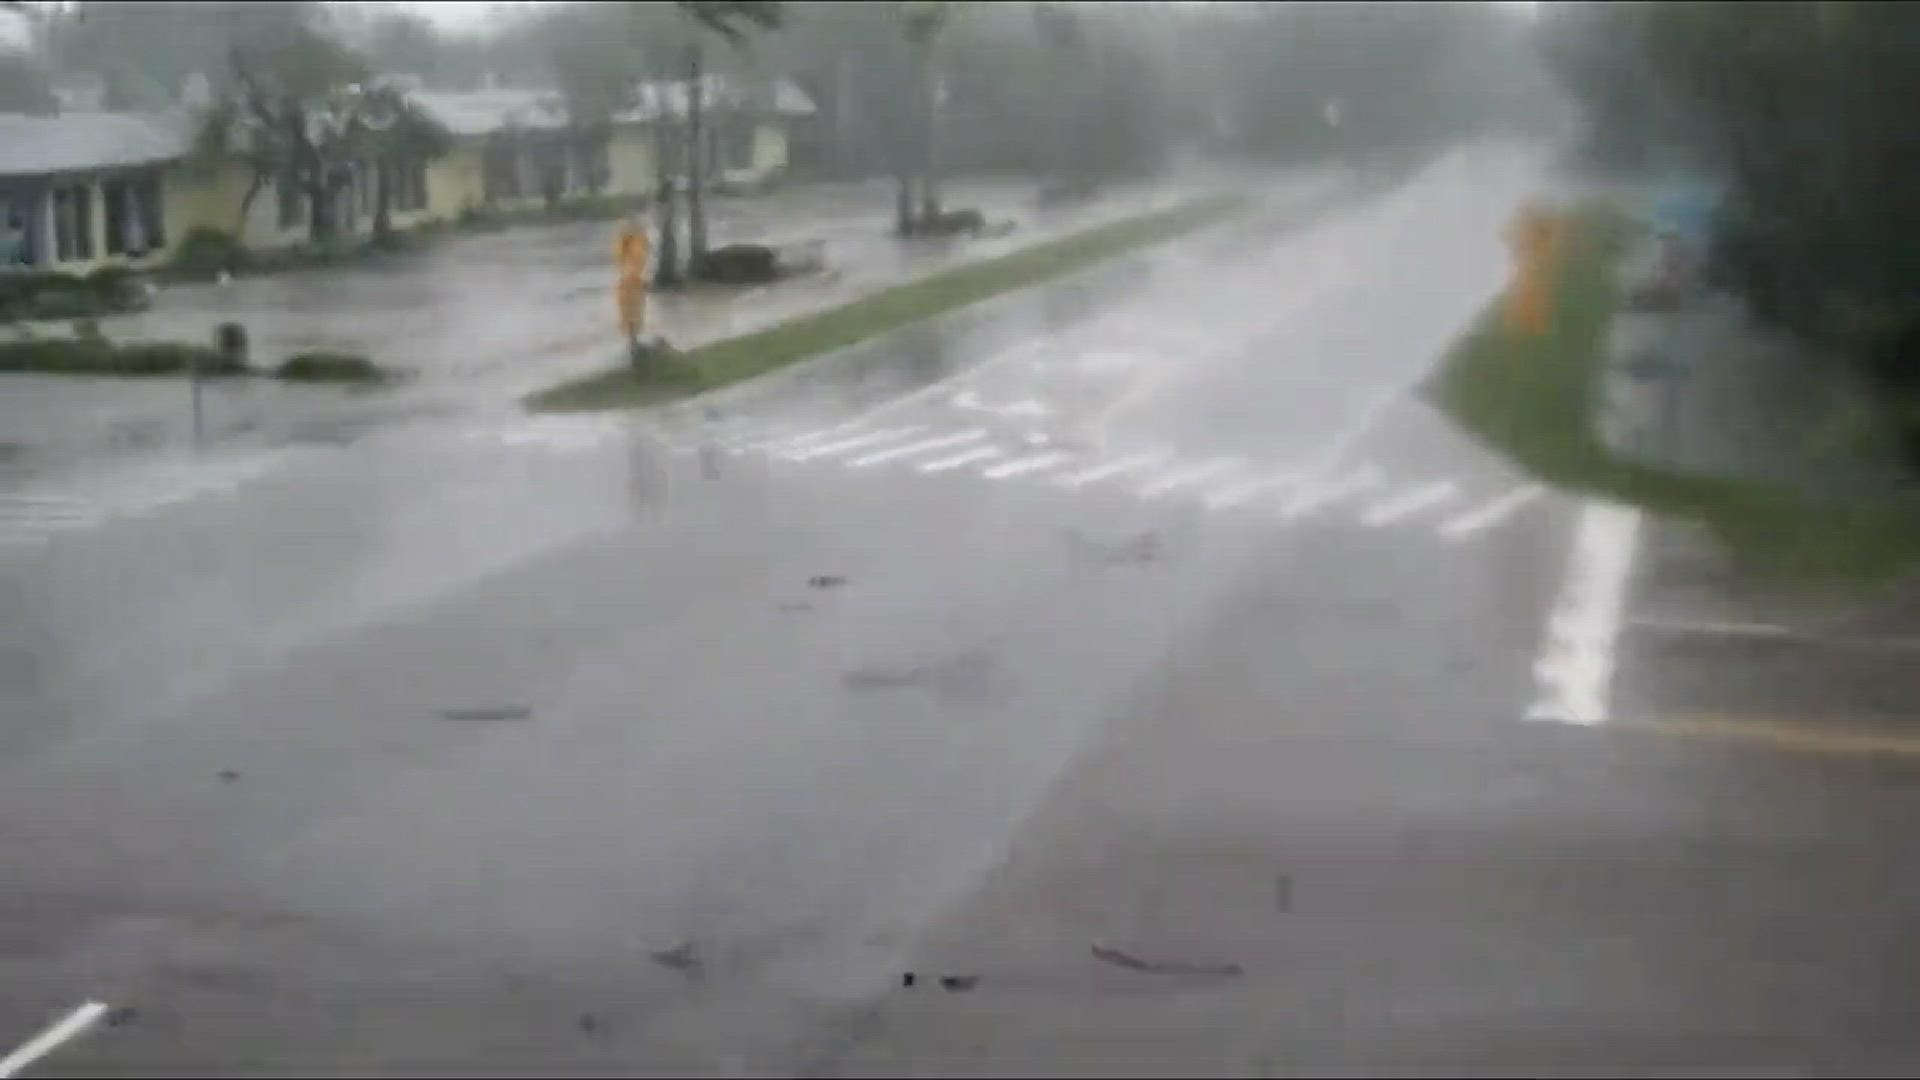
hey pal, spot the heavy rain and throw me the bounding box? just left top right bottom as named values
left=4, top=1, right=1920, bottom=1074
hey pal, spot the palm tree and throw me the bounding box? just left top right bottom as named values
left=674, top=1, right=781, bottom=276
left=900, top=1, right=958, bottom=233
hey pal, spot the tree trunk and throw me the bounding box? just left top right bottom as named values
left=834, top=51, right=857, bottom=177
left=307, top=178, right=334, bottom=241
left=895, top=169, right=915, bottom=237
left=235, top=172, right=265, bottom=239
left=653, top=122, right=681, bottom=286
left=372, top=159, right=393, bottom=242
left=918, top=41, right=941, bottom=225
left=687, top=42, right=709, bottom=269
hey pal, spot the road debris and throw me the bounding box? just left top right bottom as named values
left=939, top=975, right=979, bottom=992
left=1064, top=529, right=1163, bottom=567
left=649, top=942, right=702, bottom=975
left=217, top=770, right=240, bottom=783
left=103, top=1007, right=137, bottom=1029
left=1090, top=944, right=1243, bottom=977
left=435, top=705, right=534, bottom=722
left=900, top=972, right=917, bottom=988
left=843, top=648, right=995, bottom=700
left=808, top=575, right=848, bottom=589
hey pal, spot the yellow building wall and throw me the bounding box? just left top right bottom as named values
left=162, top=159, right=254, bottom=240
left=607, top=126, right=657, bottom=199
left=425, top=144, right=487, bottom=220
left=751, top=123, right=788, bottom=175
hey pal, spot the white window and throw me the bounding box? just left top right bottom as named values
left=52, top=183, right=93, bottom=262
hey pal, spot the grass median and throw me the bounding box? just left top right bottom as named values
left=525, top=194, right=1249, bottom=413
left=1428, top=202, right=1920, bottom=587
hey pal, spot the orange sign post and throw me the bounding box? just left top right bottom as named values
left=615, top=221, right=651, bottom=352
left=1504, top=205, right=1562, bottom=339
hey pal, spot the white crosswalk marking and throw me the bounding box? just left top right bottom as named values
left=779, top=426, right=926, bottom=463
left=1439, top=483, right=1546, bottom=540
left=849, top=428, right=987, bottom=468
left=1281, top=465, right=1384, bottom=519
left=980, top=450, right=1076, bottom=480
left=920, top=444, right=1005, bottom=473
left=757, top=421, right=863, bottom=456
left=1136, top=457, right=1244, bottom=499
left=1362, top=479, right=1459, bottom=527
left=1203, top=474, right=1293, bottom=510
left=1055, top=449, right=1173, bottom=490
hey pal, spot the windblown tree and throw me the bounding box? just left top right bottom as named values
left=349, top=82, right=453, bottom=244
left=674, top=1, right=782, bottom=273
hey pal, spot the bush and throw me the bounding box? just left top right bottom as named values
left=691, top=243, right=781, bottom=285
left=0, top=337, right=237, bottom=376
left=274, top=350, right=387, bottom=382
left=84, top=265, right=149, bottom=311
left=0, top=269, right=142, bottom=321
left=169, top=226, right=250, bottom=278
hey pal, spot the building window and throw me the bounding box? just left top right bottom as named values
left=726, top=123, right=755, bottom=171
left=136, top=172, right=165, bottom=251
left=52, top=183, right=93, bottom=262
left=277, top=173, right=302, bottom=229
left=102, top=178, right=129, bottom=255
left=483, top=141, right=520, bottom=202
left=572, top=136, right=610, bottom=194
left=2, top=197, right=35, bottom=266
left=390, top=158, right=427, bottom=212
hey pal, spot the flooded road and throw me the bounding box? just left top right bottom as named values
left=6, top=141, right=1920, bottom=1075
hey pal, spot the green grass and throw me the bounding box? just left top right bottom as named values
left=0, top=337, right=244, bottom=377
left=525, top=195, right=1251, bottom=413
left=1429, top=203, right=1920, bottom=588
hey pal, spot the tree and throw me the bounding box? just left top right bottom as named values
left=211, top=15, right=370, bottom=243
left=0, top=50, right=56, bottom=114
left=674, top=1, right=782, bottom=272
left=900, top=0, right=958, bottom=230
left=350, top=82, right=453, bottom=244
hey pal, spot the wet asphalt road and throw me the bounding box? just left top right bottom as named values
left=6, top=141, right=1920, bottom=1075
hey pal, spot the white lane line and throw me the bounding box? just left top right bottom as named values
left=920, top=445, right=1005, bottom=474
left=1135, top=457, right=1245, bottom=500
left=1, top=1001, right=110, bottom=1078
left=753, top=421, right=863, bottom=456
left=1361, top=479, right=1460, bottom=527
left=1055, top=449, right=1173, bottom=490
left=779, top=426, right=926, bottom=463
left=1439, top=483, right=1546, bottom=541
left=849, top=428, right=987, bottom=468
left=1203, top=474, right=1292, bottom=510
left=0, top=505, right=99, bottom=525
left=1280, top=465, right=1384, bottom=519
left=1526, top=501, right=1643, bottom=726
left=981, top=450, right=1077, bottom=480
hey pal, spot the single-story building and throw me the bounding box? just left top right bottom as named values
left=1, top=111, right=190, bottom=273
left=0, top=74, right=816, bottom=273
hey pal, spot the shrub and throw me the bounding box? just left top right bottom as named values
left=274, top=350, right=387, bottom=382
left=0, top=270, right=135, bottom=321
left=0, top=337, right=236, bottom=376
left=691, top=243, right=781, bottom=285
left=83, top=265, right=149, bottom=311
left=169, top=226, right=250, bottom=278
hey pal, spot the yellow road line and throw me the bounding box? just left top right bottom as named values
left=1614, top=714, right=1920, bottom=759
